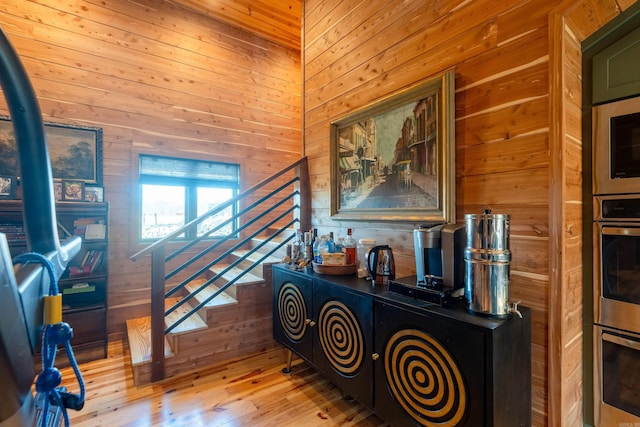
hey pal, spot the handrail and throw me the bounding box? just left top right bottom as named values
left=164, top=178, right=299, bottom=276
left=165, top=225, right=296, bottom=334
left=130, top=156, right=310, bottom=381
left=165, top=194, right=298, bottom=299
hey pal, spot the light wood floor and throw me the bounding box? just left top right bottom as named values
left=57, top=341, right=390, bottom=427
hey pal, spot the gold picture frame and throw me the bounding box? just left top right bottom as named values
left=330, top=70, right=455, bottom=223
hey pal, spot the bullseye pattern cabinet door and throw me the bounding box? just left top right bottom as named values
left=312, top=279, right=374, bottom=406
left=373, top=300, right=486, bottom=427
left=273, top=268, right=313, bottom=363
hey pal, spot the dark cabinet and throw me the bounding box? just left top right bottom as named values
left=273, top=268, right=313, bottom=362
left=273, top=268, right=374, bottom=406
left=272, top=265, right=531, bottom=427
left=592, top=25, right=640, bottom=103
left=312, top=276, right=374, bottom=406
left=374, top=299, right=530, bottom=427
left=0, top=200, right=108, bottom=364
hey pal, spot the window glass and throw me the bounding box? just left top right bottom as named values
left=197, top=187, right=234, bottom=237
left=141, top=184, right=185, bottom=239
left=138, top=154, right=239, bottom=241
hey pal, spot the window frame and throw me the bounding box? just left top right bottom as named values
left=137, top=154, right=240, bottom=243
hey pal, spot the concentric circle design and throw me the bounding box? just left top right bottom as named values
left=277, top=282, right=307, bottom=341
left=318, top=300, right=364, bottom=376
left=384, top=329, right=467, bottom=426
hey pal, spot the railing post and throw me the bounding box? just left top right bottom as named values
left=150, top=248, right=166, bottom=381
left=295, top=157, right=311, bottom=232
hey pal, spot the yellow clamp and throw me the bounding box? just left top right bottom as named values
left=43, top=295, right=62, bottom=325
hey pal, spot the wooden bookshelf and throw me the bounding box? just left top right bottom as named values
left=0, top=200, right=109, bottom=364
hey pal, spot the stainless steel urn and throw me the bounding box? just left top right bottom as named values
left=464, top=210, right=512, bottom=317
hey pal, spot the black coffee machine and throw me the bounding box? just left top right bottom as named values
left=413, top=223, right=465, bottom=292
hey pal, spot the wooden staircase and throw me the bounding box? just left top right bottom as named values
left=126, top=239, right=285, bottom=385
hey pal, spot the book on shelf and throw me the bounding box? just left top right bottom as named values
left=0, top=223, right=25, bottom=240
left=63, top=283, right=96, bottom=294
left=69, top=249, right=103, bottom=277
left=73, top=218, right=105, bottom=237
left=84, top=223, right=106, bottom=240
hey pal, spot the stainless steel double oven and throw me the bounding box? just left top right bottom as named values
left=593, top=196, right=640, bottom=424
left=592, top=95, right=640, bottom=425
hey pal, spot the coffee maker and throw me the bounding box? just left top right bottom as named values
left=413, top=223, right=465, bottom=291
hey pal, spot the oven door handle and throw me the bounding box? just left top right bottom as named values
left=601, top=227, right=640, bottom=237
left=603, top=332, right=640, bottom=350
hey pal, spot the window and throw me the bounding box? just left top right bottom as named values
left=138, top=154, right=239, bottom=241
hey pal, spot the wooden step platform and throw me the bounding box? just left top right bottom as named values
left=125, top=241, right=278, bottom=385
left=233, top=248, right=284, bottom=264
left=206, top=264, right=265, bottom=287
left=126, top=296, right=207, bottom=369
left=125, top=316, right=174, bottom=367
left=232, top=249, right=283, bottom=272
left=164, top=296, right=208, bottom=335
left=184, top=280, right=239, bottom=309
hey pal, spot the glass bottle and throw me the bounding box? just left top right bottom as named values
left=334, top=237, right=344, bottom=255
left=343, top=228, right=357, bottom=265
left=317, top=235, right=329, bottom=264
left=313, top=231, right=321, bottom=263
left=292, top=229, right=302, bottom=262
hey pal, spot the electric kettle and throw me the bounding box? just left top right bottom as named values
left=366, top=245, right=396, bottom=285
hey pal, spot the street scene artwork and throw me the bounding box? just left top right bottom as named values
left=337, top=91, right=439, bottom=211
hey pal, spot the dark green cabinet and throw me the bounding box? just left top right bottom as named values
left=593, top=25, right=640, bottom=104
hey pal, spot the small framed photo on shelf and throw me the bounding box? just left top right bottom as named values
left=84, top=185, right=104, bottom=202
left=0, top=175, right=17, bottom=200
left=62, top=180, right=85, bottom=201
left=53, top=181, right=63, bottom=201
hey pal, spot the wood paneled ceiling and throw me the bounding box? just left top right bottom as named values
left=169, top=0, right=302, bottom=50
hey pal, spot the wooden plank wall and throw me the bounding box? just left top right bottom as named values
left=0, top=0, right=302, bottom=339
left=169, top=0, right=302, bottom=50
left=548, top=1, right=636, bottom=425
left=303, top=0, right=636, bottom=425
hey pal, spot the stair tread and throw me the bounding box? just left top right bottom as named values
left=126, top=316, right=174, bottom=366
left=185, top=279, right=239, bottom=309
left=232, top=249, right=283, bottom=265
left=165, top=297, right=208, bottom=334
left=208, top=264, right=264, bottom=285
left=250, top=235, right=289, bottom=256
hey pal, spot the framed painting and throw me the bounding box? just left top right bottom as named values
left=53, top=180, right=63, bottom=201
left=0, top=116, right=103, bottom=186
left=84, top=185, right=104, bottom=202
left=62, top=180, right=85, bottom=202
left=0, top=175, right=17, bottom=200
left=330, top=70, right=456, bottom=223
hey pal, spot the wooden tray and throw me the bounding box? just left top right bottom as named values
left=312, top=262, right=357, bottom=276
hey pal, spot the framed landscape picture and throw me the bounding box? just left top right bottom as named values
left=0, top=117, right=103, bottom=186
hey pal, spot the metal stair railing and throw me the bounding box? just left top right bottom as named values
left=130, top=156, right=310, bottom=381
